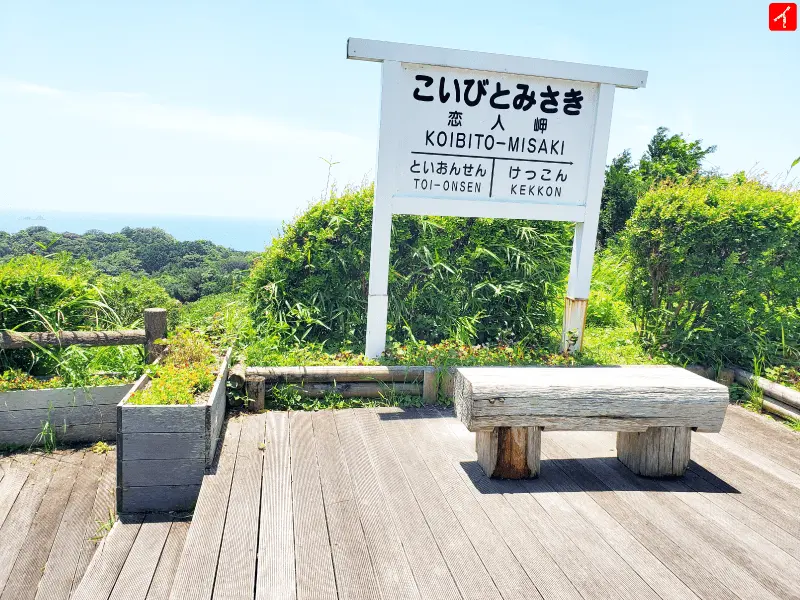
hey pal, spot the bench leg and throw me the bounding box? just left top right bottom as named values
left=617, top=426, right=691, bottom=477
left=476, top=426, right=541, bottom=479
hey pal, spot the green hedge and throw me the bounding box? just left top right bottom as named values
left=624, top=179, right=800, bottom=366
left=248, top=185, right=572, bottom=350
left=0, top=254, right=177, bottom=373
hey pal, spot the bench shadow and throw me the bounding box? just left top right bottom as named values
left=374, top=407, right=740, bottom=495
left=459, top=457, right=739, bottom=494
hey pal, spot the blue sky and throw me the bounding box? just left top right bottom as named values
left=0, top=0, right=797, bottom=219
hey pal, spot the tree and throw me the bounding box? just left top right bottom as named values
left=598, top=150, right=643, bottom=245
left=638, top=126, right=716, bottom=183
left=597, top=127, right=716, bottom=244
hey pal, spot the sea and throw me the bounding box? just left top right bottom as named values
left=0, top=210, right=285, bottom=252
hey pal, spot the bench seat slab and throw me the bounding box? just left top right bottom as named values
left=454, top=366, right=729, bottom=433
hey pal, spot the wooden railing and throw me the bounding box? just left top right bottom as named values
left=0, top=308, right=167, bottom=364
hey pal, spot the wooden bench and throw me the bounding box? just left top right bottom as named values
left=453, top=365, right=729, bottom=478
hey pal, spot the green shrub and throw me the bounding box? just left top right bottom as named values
left=248, top=185, right=572, bottom=351
left=0, top=253, right=106, bottom=331
left=178, top=292, right=254, bottom=353
left=586, top=246, right=631, bottom=328
left=624, top=178, right=800, bottom=366
left=0, top=254, right=115, bottom=373
left=96, top=272, right=180, bottom=327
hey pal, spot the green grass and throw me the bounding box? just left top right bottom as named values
left=580, top=324, right=666, bottom=365
left=263, top=383, right=425, bottom=411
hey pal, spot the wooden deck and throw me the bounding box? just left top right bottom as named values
left=0, top=445, right=116, bottom=600
left=79, top=404, right=800, bottom=600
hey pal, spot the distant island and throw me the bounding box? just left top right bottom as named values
left=19, top=215, right=46, bottom=221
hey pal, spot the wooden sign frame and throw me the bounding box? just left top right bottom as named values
left=348, top=38, right=647, bottom=358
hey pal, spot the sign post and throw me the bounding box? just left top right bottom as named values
left=348, top=38, right=647, bottom=358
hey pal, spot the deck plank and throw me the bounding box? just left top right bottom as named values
left=678, top=467, right=800, bottom=558
left=540, top=436, right=740, bottom=600
left=168, top=417, right=243, bottom=600
left=286, top=411, right=336, bottom=600
left=333, top=409, right=421, bottom=600
left=721, top=405, right=799, bottom=451
left=430, top=410, right=592, bottom=600
left=689, top=438, right=800, bottom=537
left=696, top=430, right=800, bottom=489
left=375, top=408, right=503, bottom=600
left=311, top=409, right=382, bottom=600
left=215, top=412, right=266, bottom=600
left=604, top=444, right=800, bottom=600
left=0, top=459, right=30, bottom=529
left=403, top=409, right=549, bottom=600
left=436, top=408, right=696, bottom=600
left=0, top=455, right=55, bottom=594
left=424, top=408, right=626, bottom=600
left=35, top=449, right=105, bottom=600
left=1, top=454, right=80, bottom=600
left=556, top=431, right=783, bottom=600
left=145, top=519, right=190, bottom=600
left=353, top=409, right=462, bottom=600
left=254, top=412, right=296, bottom=600
left=108, top=515, right=173, bottom=600
left=71, top=448, right=117, bottom=597
left=70, top=515, right=146, bottom=600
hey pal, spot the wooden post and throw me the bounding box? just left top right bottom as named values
left=246, top=376, right=265, bottom=412
left=560, top=83, right=616, bottom=355
left=228, top=363, right=247, bottom=389
left=476, top=426, right=541, bottom=479
left=561, top=296, right=588, bottom=354
left=422, top=368, right=438, bottom=404
left=617, top=426, right=691, bottom=477
left=143, top=308, right=167, bottom=364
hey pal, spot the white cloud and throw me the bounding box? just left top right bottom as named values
left=8, top=81, right=63, bottom=96
left=0, top=78, right=367, bottom=149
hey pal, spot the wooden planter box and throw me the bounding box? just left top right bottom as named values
left=116, top=348, right=231, bottom=514
left=0, top=385, right=128, bottom=447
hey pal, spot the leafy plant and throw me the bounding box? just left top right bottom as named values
left=742, top=355, right=765, bottom=412
left=90, top=508, right=116, bottom=542
left=266, top=381, right=424, bottom=411
left=624, top=177, right=800, bottom=366
left=161, top=328, right=216, bottom=369
left=0, top=367, right=132, bottom=392
left=91, top=441, right=113, bottom=454
left=96, top=272, right=179, bottom=327
left=765, top=365, right=800, bottom=392
left=128, top=328, right=217, bottom=406
left=128, top=363, right=214, bottom=405
left=248, top=184, right=572, bottom=352
left=33, top=412, right=58, bottom=453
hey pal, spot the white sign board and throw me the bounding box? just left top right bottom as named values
left=348, top=39, right=647, bottom=357
left=387, top=64, right=598, bottom=209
